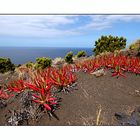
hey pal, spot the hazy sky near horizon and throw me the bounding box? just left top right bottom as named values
left=0, top=15, right=140, bottom=48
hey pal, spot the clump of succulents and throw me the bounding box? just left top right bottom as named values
left=75, top=53, right=140, bottom=78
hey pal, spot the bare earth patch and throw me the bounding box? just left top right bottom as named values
left=0, top=70, right=140, bottom=125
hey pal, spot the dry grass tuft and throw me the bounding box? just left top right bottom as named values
left=96, top=104, right=102, bottom=125
left=53, top=57, right=64, bottom=65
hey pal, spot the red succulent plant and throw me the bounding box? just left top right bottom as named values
left=32, top=87, right=57, bottom=111
left=0, top=88, right=14, bottom=100
left=7, top=79, right=25, bottom=93
left=74, top=53, right=140, bottom=78
left=50, top=68, right=76, bottom=88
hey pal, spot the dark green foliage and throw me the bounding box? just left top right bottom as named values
left=77, top=50, right=86, bottom=58
left=35, top=57, right=52, bottom=69
left=93, top=35, right=127, bottom=55
left=25, top=61, right=34, bottom=68
left=64, top=51, right=73, bottom=63
left=0, top=58, right=15, bottom=73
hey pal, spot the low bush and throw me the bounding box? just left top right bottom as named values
left=77, top=50, right=86, bottom=58
left=93, top=35, right=127, bottom=56
left=64, top=51, right=73, bottom=63
left=129, top=44, right=137, bottom=50
left=129, top=40, right=140, bottom=51
left=35, top=57, right=52, bottom=69
left=25, top=61, right=34, bottom=68
left=0, top=58, right=15, bottom=73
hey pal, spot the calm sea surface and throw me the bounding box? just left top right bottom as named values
left=0, top=47, right=93, bottom=64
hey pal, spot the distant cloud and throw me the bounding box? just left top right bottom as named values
left=99, top=15, right=140, bottom=22
left=77, top=15, right=140, bottom=31
left=0, top=15, right=140, bottom=38
left=0, top=15, right=79, bottom=38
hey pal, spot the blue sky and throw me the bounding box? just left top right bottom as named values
left=0, top=15, right=140, bottom=48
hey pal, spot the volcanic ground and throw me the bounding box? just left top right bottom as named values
left=0, top=69, right=140, bottom=126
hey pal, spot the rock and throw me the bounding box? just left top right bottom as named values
left=114, top=112, right=127, bottom=120
left=131, top=90, right=140, bottom=97
left=135, top=90, right=140, bottom=94
left=130, top=106, right=140, bottom=125
left=115, top=106, right=140, bottom=126
left=90, top=69, right=106, bottom=77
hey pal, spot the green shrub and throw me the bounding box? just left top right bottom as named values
left=77, top=50, right=86, bottom=58
left=129, top=44, right=137, bottom=50
left=0, top=57, right=15, bottom=73
left=35, top=57, right=52, bottom=69
left=64, top=51, right=73, bottom=63
left=25, top=61, right=34, bottom=68
left=93, top=35, right=127, bottom=56
left=129, top=39, right=140, bottom=51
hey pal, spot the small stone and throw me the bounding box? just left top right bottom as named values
left=135, top=90, right=139, bottom=93
left=115, top=106, right=140, bottom=126
left=134, top=90, right=140, bottom=96
left=90, top=69, right=106, bottom=77
left=114, top=112, right=127, bottom=120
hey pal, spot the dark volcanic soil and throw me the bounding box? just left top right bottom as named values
left=0, top=70, right=140, bottom=126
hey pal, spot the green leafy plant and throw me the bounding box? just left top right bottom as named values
left=64, top=51, right=73, bottom=63
left=129, top=39, right=140, bottom=51
left=25, top=61, right=34, bottom=68
left=35, top=57, right=52, bottom=69
left=0, top=58, right=15, bottom=73
left=77, top=50, right=86, bottom=58
left=93, top=35, right=127, bottom=56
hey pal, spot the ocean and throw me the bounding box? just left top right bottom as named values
left=0, top=47, right=93, bottom=64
